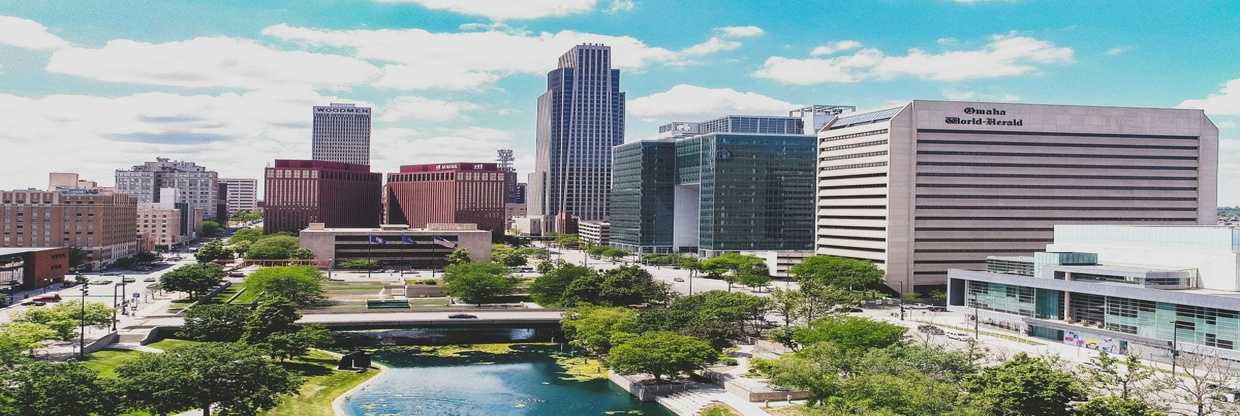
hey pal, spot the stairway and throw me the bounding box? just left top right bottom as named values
left=656, top=390, right=721, bottom=416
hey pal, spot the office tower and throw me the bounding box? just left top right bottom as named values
left=385, top=163, right=506, bottom=239
left=0, top=188, right=138, bottom=270
left=215, top=182, right=229, bottom=222
left=263, top=160, right=381, bottom=234
left=788, top=105, right=856, bottom=135
left=816, top=100, right=1218, bottom=294
left=219, top=178, right=258, bottom=214
left=115, top=157, right=219, bottom=220
left=610, top=115, right=817, bottom=255
left=530, top=44, right=625, bottom=226
left=312, top=103, right=372, bottom=166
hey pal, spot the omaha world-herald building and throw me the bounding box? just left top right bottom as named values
left=816, top=101, right=1218, bottom=294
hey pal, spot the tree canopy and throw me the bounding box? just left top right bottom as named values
left=529, top=263, right=595, bottom=306
left=562, top=265, right=671, bottom=307
left=0, top=361, right=118, bottom=416
left=244, top=235, right=307, bottom=260
left=560, top=306, right=638, bottom=355
left=180, top=304, right=252, bottom=342
left=13, top=301, right=114, bottom=340
left=701, top=253, right=768, bottom=292
left=194, top=240, right=232, bottom=263
left=790, top=255, right=884, bottom=291
left=793, top=315, right=907, bottom=351
left=160, top=263, right=225, bottom=300
left=245, top=265, right=325, bottom=305
left=960, top=353, right=1086, bottom=416
left=608, top=331, right=717, bottom=381
left=442, top=261, right=515, bottom=305
left=116, top=342, right=301, bottom=416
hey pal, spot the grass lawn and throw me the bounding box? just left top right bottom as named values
left=229, top=280, right=259, bottom=305
left=82, top=349, right=140, bottom=378
left=266, top=349, right=380, bottom=416
left=701, top=403, right=741, bottom=416
left=408, top=297, right=450, bottom=307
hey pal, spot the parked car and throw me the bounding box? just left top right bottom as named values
left=121, top=277, right=136, bottom=283
left=448, top=314, right=478, bottom=319
left=917, top=324, right=945, bottom=335
left=673, top=277, right=685, bottom=282
left=32, top=294, right=61, bottom=303
left=143, top=277, right=157, bottom=282
left=227, top=272, right=245, bottom=278
left=22, top=301, right=46, bottom=306
left=928, top=306, right=948, bottom=312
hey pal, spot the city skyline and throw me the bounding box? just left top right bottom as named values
left=1, top=1, right=1239, bottom=204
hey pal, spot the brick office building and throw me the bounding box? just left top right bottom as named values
left=385, top=163, right=507, bottom=239
left=263, top=160, right=381, bottom=234
left=0, top=189, right=139, bottom=270
left=0, top=247, right=69, bottom=290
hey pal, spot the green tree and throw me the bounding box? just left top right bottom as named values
left=1074, top=396, right=1167, bottom=416
left=608, top=331, right=717, bottom=381
left=442, top=261, right=515, bottom=305
left=117, top=343, right=301, bottom=416
left=258, top=325, right=332, bottom=362
left=960, top=353, right=1086, bottom=416
left=201, top=220, right=223, bottom=236
left=194, top=240, right=232, bottom=263
left=554, top=233, right=581, bottom=249
left=231, top=210, right=262, bottom=222
left=602, top=247, right=628, bottom=263
left=242, top=296, right=301, bottom=343
left=563, top=265, right=671, bottom=307
left=675, top=291, right=769, bottom=340
left=68, top=247, right=90, bottom=269
left=13, top=301, right=113, bottom=340
left=0, top=361, right=117, bottom=416
left=244, top=235, right=302, bottom=259
left=769, top=288, right=806, bottom=327
left=529, top=263, right=595, bottom=306
left=0, top=323, right=58, bottom=366
left=794, top=315, right=907, bottom=351
left=160, top=263, right=225, bottom=300
left=446, top=248, right=472, bottom=266
left=791, top=255, right=884, bottom=292
left=1081, top=351, right=1155, bottom=401
left=245, top=265, right=325, bottom=305
left=701, top=253, right=767, bottom=292
left=228, top=227, right=264, bottom=245
left=560, top=306, right=638, bottom=355
left=180, top=304, right=251, bottom=342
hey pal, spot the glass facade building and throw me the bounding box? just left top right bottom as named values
left=609, top=117, right=816, bottom=255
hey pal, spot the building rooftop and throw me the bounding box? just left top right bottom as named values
left=0, top=247, right=64, bottom=256
left=827, top=106, right=903, bottom=130
left=301, top=223, right=484, bottom=233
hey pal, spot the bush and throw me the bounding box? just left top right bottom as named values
left=180, top=304, right=251, bottom=342
left=794, top=315, right=907, bottom=351
left=245, top=266, right=325, bottom=305
left=442, top=262, right=514, bottom=305
left=244, top=235, right=302, bottom=260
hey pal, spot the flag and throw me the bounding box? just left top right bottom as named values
left=433, top=236, right=457, bottom=248
left=369, top=236, right=385, bottom=244
left=401, top=235, right=415, bottom=244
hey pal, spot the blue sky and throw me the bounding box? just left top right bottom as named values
left=1, top=0, right=1238, bottom=203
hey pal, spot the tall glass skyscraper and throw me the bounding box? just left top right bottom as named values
left=530, top=44, right=625, bottom=225
left=609, top=115, right=817, bottom=255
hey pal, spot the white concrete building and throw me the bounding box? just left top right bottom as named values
left=816, top=100, right=1218, bottom=293
left=578, top=220, right=610, bottom=246
left=312, top=103, right=371, bottom=166
left=219, top=178, right=258, bottom=214
left=115, top=157, right=219, bottom=220
left=299, top=223, right=491, bottom=269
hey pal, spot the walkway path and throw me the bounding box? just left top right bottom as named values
left=657, top=388, right=772, bottom=416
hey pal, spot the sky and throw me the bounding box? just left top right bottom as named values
left=1, top=0, right=1238, bottom=204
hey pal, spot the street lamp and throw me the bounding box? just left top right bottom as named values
left=77, top=274, right=88, bottom=360
left=1170, top=320, right=1181, bottom=375
left=111, top=275, right=127, bottom=331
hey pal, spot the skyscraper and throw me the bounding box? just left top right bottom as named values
left=312, top=103, right=372, bottom=166
left=529, top=44, right=624, bottom=226
left=115, top=157, right=218, bottom=220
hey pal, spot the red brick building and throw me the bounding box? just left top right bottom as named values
left=0, top=247, right=69, bottom=290
left=385, top=163, right=507, bottom=239
left=0, top=189, right=139, bottom=270
left=263, top=160, right=381, bottom=234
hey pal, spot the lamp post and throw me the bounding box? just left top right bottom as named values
left=111, top=275, right=127, bottom=331
left=77, top=274, right=88, bottom=360
left=899, top=281, right=906, bottom=321
left=1170, top=321, right=1180, bottom=375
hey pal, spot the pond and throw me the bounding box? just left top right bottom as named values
left=343, top=345, right=674, bottom=416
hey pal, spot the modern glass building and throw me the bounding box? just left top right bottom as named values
left=947, top=225, right=1240, bottom=362
left=609, top=115, right=817, bottom=255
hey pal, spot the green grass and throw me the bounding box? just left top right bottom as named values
left=700, top=403, right=741, bottom=416
left=82, top=348, right=141, bottom=378
left=265, top=349, right=380, bottom=416
left=408, top=297, right=451, bottom=307
left=146, top=338, right=205, bottom=350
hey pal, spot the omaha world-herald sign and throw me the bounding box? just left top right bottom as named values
left=944, top=107, right=1023, bottom=126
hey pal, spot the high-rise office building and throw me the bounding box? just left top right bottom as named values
left=312, top=103, right=372, bottom=166
left=219, top=178, right=258, bottom=214
left=610, top=115, right=817, bottom=255
left=530, top=44, right=625, bottom=226
left=788, top=105, right=856, bottom=135
left=385, top=163, right=507, bottom=239
left=115, top=157, right=219, bottom=220
left=0, top=188, right=138, bottom=270
left=263, top=160, right=381, bottom=234
left=816, top=100, right=1218, bottom=294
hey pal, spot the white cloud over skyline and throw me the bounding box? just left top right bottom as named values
left=373, top=0, right=598, bottom=20
left=754, top=33, right=1073, bottom=84
left=1178, top=79, right=1240, bottom=116
left=0, top=16, right=70, bottom=50
left=627, top=84, right=796, bottom=123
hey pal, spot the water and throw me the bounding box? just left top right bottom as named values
left=344, top=345, right=674, bottom=416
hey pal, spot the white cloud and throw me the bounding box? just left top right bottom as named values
left=46, top=37, right=381, bottom=90
left=372, top=126, right=520, bottom=172
left=754, top=33, right=1073, bottom=84
left=936, top=37, right=959, bottom=46
left=262, top=23, right=700, bottom=90
left=715, top=26, right=764, bottom=39
left=810, top=40, right=862, bottom=56
left=374, top=0, right=597, bottom=20
left=0, top=89, right=370, bottom=194
left=0, top=15, right=71, bottom=50
left=1217, top=120, right=1237, bottom=129
left=627, top=84, right=796, bottom=122
left=1178, top=79, right=1240, bottom=116
left=1219, top=139, right=1240, bottom=205
left=606, top=0, right=636, bottom=14
left=378, top=96, right=480, bottom=122
left=1105, top=46, right=1132, bottom=56
left=681, top=37, right=741, bottom=56
left=942, top=88, right=1021, bottom=102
